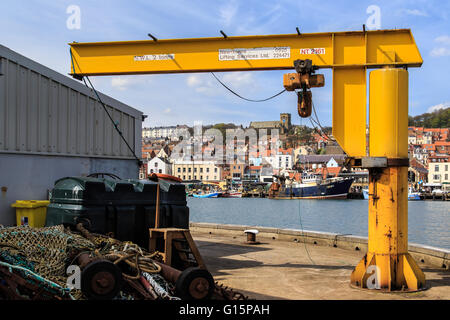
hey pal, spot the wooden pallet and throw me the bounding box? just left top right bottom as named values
left=149, top=228, right=206, bottom=270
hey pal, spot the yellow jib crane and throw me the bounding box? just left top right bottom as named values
left=69, top=28, right=425, bottom=291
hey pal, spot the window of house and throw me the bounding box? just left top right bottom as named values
left=188, top=168, right=191, bottom=173
left=183, top=175, right=186, bottom=180
left=435, top=165, right=439, bottom=172
left=206, top=168, right=210, bottom=173
left=194, top=168, right=197, bottom=173
left=150, top=169, right=154, bottom=173
left=159, top=169, right=162, bottom=173
left=154, top=162, right=158, bottom=167
left=177, top=167, right=181, bottom=173
left=445, top=174, right=448, bottom=180
left=446, top=165, right=448, bottom=171
left=183, top=168, right=186, bottom=172
left=214, top=168, right=217, bottom=173
left=200, top=176, right=203, bottom=180
left=200, top=168, right=203, bottom=173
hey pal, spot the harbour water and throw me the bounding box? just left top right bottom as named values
left=188, top=198, right=450, bottom=249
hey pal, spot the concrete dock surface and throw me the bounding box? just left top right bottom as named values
left=191, top=230, right=450, bottom=300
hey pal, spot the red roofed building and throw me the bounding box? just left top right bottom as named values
left=315, top=166, right=342, bottom=179
left=435, top=141, right=450, bottom=155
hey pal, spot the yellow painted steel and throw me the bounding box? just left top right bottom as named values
left=369, top=69, right=409, bottom=158
left=69, top=29, right=421, bottom=158
left=69, top=29, right=422, bottom=76
left=68, top=30, right=427, bottom=292
left=332, top=68, right=367, bottom=157
left=350, top=68, right=426, bottom=291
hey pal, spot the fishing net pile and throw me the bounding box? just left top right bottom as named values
left=0, top=225, right=158, bottom=300
left=0, top=224, right=249, bottom=301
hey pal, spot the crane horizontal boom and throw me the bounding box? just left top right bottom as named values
left=69, top=29, right=422, bottom=76
left=68, top=28, right=423, bottom=158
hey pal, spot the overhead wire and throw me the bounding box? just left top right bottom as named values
left=211, top=72, right=286, bottom=102
left=69, top=49, right=142, bottom=166
left=310, top=100, right=335, bottom=142
left=297, top=116, right=315, bottom=265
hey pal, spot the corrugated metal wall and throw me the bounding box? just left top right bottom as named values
left=0, top=45, right=142, bottom=159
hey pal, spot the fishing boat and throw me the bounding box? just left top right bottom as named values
left=268, top=173, right=354, bottom=200
left=363, top=186, right=422, bottom=201
left=192, top=192, right=220, bottom=198
left=362, top=187, right=369, bottom=200
left=220, top=191, right=242, bottom=198
left=408, top=187, right=422, bottom=201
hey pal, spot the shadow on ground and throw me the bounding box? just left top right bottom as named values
left=421, top=268, right=450, bottom=288
left=197, top=240, right=355, bottom=276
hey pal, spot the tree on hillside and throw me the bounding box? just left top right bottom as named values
left=408, top=107, right=449, bottom=128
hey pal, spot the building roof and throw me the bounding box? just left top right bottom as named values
left=298, top=154, right=347, bottom=164
left=260, top=166, right=274, bottom=176
left=315, top=167, right=342, bottom=178
left=249, top=121, right=281, bottom=129
left=278, top=148, right=293, bottom=155
left=148, top=156, right=171, bottom=165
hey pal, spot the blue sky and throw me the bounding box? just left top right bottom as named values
left=1, top=0, right=449, bottom=128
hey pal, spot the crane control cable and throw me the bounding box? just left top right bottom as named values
left=297, top=116, right=316, bottom=265
left=70, top=49, right=142, bottom=166
left=211, top=72, right=286, bottom=102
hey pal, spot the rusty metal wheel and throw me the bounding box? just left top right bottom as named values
left=81, top=260, right=123, bottom=300
left=175, top=267, right=214, bottom=300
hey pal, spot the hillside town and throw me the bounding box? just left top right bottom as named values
left=139, top=113, right=450, bottom=197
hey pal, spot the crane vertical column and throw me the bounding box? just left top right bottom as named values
left=351, top=68, right=426, bottom=291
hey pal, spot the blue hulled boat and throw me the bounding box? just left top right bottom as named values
left=269, top=174, right=354, bottom=200
left=192, top=192, right=220, bottom=198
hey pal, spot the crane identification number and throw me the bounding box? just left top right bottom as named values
left=300, top=48, right=326, bottom=55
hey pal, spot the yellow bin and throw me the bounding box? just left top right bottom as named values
left=12, top=200, right=50, bottom=227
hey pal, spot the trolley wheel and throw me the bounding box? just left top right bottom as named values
left=175, top=267, right=214, bottom=300
left=81, top=260, right=122, bottom=300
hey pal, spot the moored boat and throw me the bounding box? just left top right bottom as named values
left=268, top=174, right=354, bottom=200
left=220, top=191, right=242, bottom=198
left=192, top=192, right=220, bottom=198
left=408, top=187, right=422, bottom=201
left=362, top=187, right=369, bottom=200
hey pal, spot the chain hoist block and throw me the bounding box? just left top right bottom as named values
left=297, top=90, right=312, bottom=118
left=283, top=59, right=323, bottom=118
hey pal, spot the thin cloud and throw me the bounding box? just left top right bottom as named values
left=403, top=9, right=428, bottom=17
left=111, top=76, right=152, bottom=91
left=430, top=47, right=450, bottom=57
left=427, top=102, right=450, bottom=113
left=219, top=1, right=238, bottom=27
left=435, top=35, right=450, bottom=45
left=430, top=35, right=450, bottom=57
